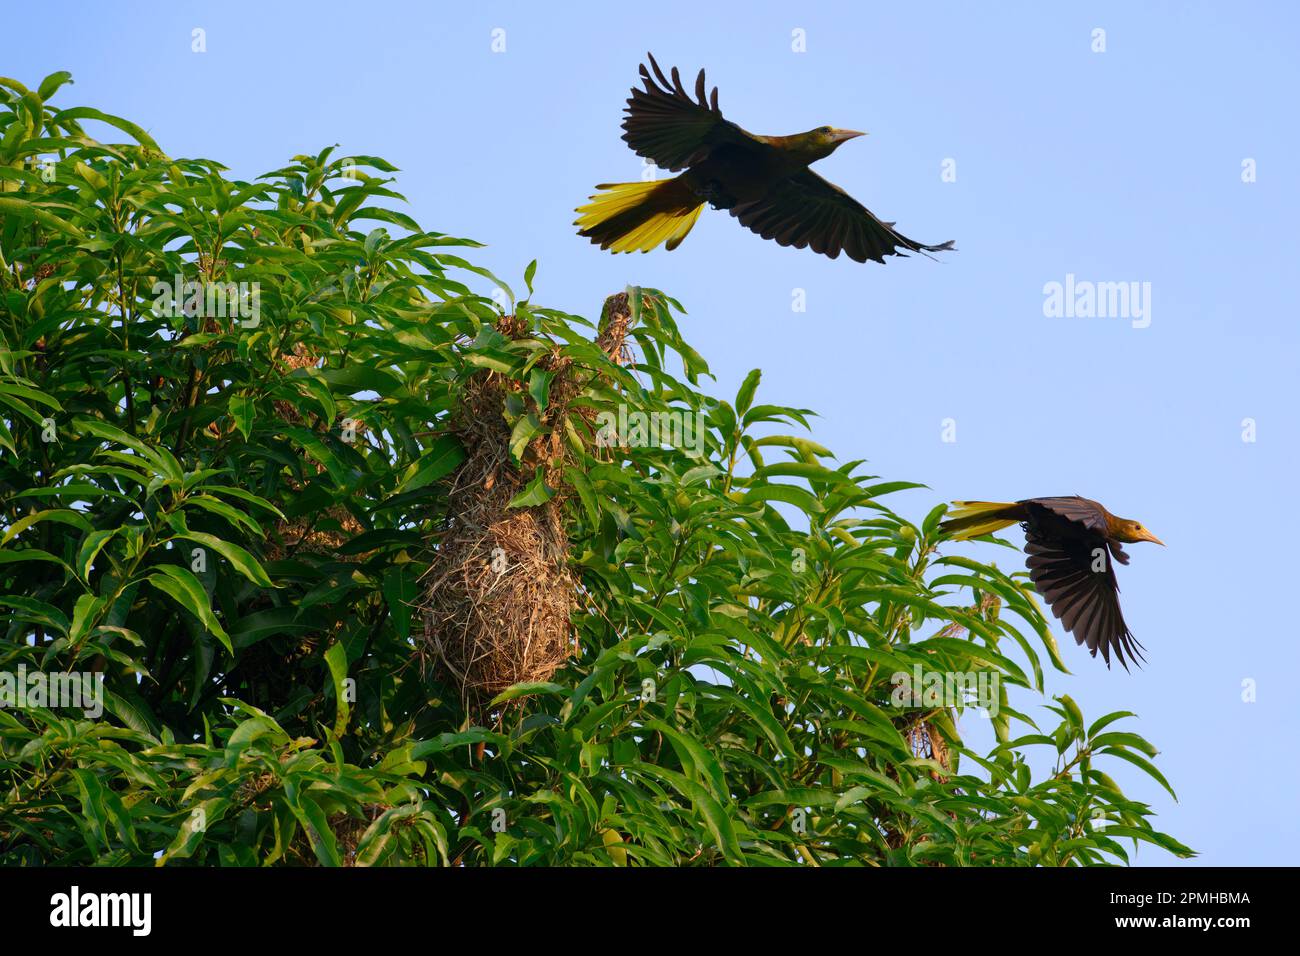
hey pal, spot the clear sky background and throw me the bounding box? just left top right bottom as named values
left=5, top=0, right=1297, bottom=865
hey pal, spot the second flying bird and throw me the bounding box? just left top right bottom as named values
left=576, top=53, right=954, bottom=264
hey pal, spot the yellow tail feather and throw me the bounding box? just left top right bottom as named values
left=942, top=501, right=1020, bottom=540
left=575, top=179, right=704, bottom=254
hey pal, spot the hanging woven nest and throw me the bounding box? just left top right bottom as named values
left=417, top=294, right=636, bottom=708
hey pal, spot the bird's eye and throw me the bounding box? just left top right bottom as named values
left=820, top=126, right=831, bottom=133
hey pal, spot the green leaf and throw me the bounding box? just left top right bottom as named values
left=402, top=436, right=464, bottom=492
left=324, top=641, right=351, bottom=738
left=751, top=461, right=856, bottom=488
left=490, top=681, right=568, bottom=706
left=508, top=412, right=542, bottom=464
left=0, top=548, right=71, bottom=572
left=37, top=71, right=73, bottom=100
left=76, top=528, right=117, bottom=581
left=0, top=197, right=86, bottom=239
left=172, top=531, right=274, bottom=588
left=67, top=593, right=108, bottom=648
left=53, top=105, right=163, bottom=150
left=564, top=466, right=600, bottom=527
left=1087, top=711, right=1138, bottom=740
left=740, top=484, right=824, bottom=515
left=184, top=495, right=265, bottom=537
left=1, top=508, right=92, bottom=546
left=507, top=471, right=554, bottom=508
left=528, top=368, right=553, bottom=413
left=1097, top=746, right=1179, bottom=801
left=145, top=565, right=232, bottom=654
left=735, top=368, right=761, bottom=416
left=229, top=394, right=255, bottom=441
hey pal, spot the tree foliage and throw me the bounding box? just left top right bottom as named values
left=0, top=75, right=1191, bottom=866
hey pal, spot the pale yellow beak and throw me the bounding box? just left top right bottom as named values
left=1135, top=528, right=1165, bottom=546
left=830, top=129, right=866, bottom=143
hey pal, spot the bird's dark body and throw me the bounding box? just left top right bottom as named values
left=1020, top=498, right=1104, bottom=544
left=683, top=142, right=807, bottom=210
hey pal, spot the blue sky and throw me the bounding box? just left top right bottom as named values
left=6, top=0, right=1297, bottom=865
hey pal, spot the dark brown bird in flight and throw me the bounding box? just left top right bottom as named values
left=575, top=53, right=954, bottom=264
left=939, top=497, right=1164, bottom=670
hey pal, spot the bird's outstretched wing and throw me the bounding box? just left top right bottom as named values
left=622, top=53, right=751, bottom=171
left=1024, top=530, right=1146, bottom=670
left=729, top=169, right=955, bottom=263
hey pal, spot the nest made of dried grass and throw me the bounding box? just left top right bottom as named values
left=417, top=294, right=636, bottom=710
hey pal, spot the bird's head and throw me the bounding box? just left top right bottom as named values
left=795, top=126, right=866, bottom=160
left=1112, top=518, right=1165, bottom=546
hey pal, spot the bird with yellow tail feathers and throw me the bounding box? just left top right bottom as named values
left=575, top=53, right=954, bottom=263
left=940, top=497, right=1164, bottom=671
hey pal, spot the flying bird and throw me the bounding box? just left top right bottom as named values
left=575, top=53, right=954, bottom=264
left=939, top=497, right=1164, bottom=670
